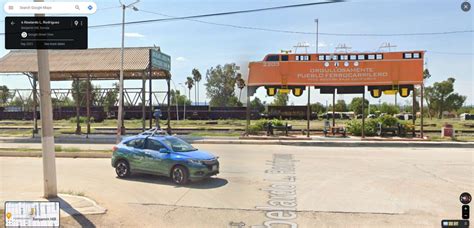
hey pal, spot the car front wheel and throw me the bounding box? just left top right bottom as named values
left=115, top=160, right=131, bottom=178
left=171, top=166, right=189, bottom=185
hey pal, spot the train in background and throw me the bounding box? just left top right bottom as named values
left=0, top=105, right=348, bottom=121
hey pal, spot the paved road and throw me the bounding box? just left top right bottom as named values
left=1, top=145, right=473, bottom=227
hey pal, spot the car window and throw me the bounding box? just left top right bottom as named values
left=162, top=137, right=197, bottom=152
left=125, top=139, right=144, bottom=148
left=145, top=139, right=165, bottom=151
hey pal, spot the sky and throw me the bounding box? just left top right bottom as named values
left=0, top=0, right=473, bottom=107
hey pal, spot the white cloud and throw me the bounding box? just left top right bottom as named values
left=176, top=57, right=187, bottom=62
left=124, top=32, right=145, bottom=38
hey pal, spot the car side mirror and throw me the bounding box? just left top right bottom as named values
left=159, top=148, right=170, bottom=153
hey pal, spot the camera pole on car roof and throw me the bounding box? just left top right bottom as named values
left=35, top=0, right=58, bottom=198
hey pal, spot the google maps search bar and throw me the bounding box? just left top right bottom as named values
left=4, top=2, right=97, bottom=15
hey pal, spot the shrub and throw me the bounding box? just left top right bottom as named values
left=400, top=121, right=415, bottom=131
left=68, top=116, right=95, bottom=124
left=377, top=115, right=398, bottom=127
left=247, top=125, right=262, bottom=135
left=346, top=119, right=378, bottom=136
left=248, top=119, right=284, bottom=135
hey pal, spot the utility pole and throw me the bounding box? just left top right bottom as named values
left=35, top=0, right=57, bottom=198
left=315, top=19, right=319, bottom=53
left=117, top=0, right=140, bottom=143
left=179, top=83, right=187, bottom=120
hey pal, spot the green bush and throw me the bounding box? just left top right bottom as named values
left=377, top=115, right=398, bottom=127
left=346, top=119, right=379, bottom=136
left=68, top=116, right=95, bottom=124
left=248, top=119, right=284, bottom=135
left=247, top=125, right=262, bottom=135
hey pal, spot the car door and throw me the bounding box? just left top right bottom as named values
left=142, top=139, right=170, bottom=175
left=125, top=138, right=146, bottom=171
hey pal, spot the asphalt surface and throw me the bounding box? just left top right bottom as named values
left=1, top=144, right=473, bottom=227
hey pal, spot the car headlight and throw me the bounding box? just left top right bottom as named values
left=187, top=159, right=202, bottom=165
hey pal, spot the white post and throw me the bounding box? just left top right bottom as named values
left=315, top=19, right=319, bottom=53
left=116, top=4, right=126, bottom=143
left=35, top=0, right=57, bottom=198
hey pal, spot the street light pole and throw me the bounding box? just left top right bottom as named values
left=179, top=83, right=187, bottom=120
left=315, top=19, right=319, bottom=53
left=170, top=79, right=180, bottom=121
left=35, top=0, right=57, bottom=198
left=117, top=0, right=139, bottom=143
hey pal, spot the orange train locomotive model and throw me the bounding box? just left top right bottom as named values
left=247, top=51, right=424, bottom=97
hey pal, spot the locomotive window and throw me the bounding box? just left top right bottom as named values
left=332, top=55, right=338, bottom=61
left=358, top=55, right=365, bottom=60
left=266, top=55, right=280, bottom=61
left=295, top=56, right=300, bottom=61
left=325, top=55, right=331, bottom=61
left=368, top=54, right=375, bottom=60
left=413, top=53, right=420, bottom=58
left=350, top=55, right=357, bottom=60
left=404, top=53, right=413, bottom=59
left=376, top=54, right=383, bottom=60
left=304, top=55, right=310, bottom=61
left=340, top=55, right=348, bottom=60
left=281, top=55, right=289, bottom=61
left=318, top=55, right=325, bottom=61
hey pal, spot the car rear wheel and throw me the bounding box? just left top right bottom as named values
left=171, top=166, right=189, bottom=185
left=115, top=160, right=131, bottom=178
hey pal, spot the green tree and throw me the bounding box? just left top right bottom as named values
left=310, top=102, right=326, bottom=114
left=185, top=77, right=194, bottom=104
left=349, top=97, right=369, bottom=115
left=192, top=68, right=202, bottom=104
left=379, top=102, right=400, bottom=115
left=271, top=93, right=289, bottom=106
left=170, top=89, right=191, bottom=106
left=423, top=69, right=431, bottom=79
left=205, top=63, right=242, bottom=107
left=425, top=77, right=466, bottom=118
left=103, top=83, right=119, bottom=113
left=71, top=80, right=98, bottom=106
left=0, top=85, right=10, bottom=105
left=249, top=97, right=265, bottom=112
left=369, top=104, right=379, bottom=115
left=331, top=100, right=347, bottom=112
left=236, top=73, right=246, bottom=102
left=9, top=96, right=34, bottom=110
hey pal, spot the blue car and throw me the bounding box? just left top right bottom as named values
left=111, top=135, right=219, bottom=185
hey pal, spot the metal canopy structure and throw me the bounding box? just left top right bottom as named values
left=0, top=47, right=172, bottom=135
left=0, top=47, right=169, bottom=80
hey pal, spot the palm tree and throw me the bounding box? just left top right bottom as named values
left=192, top=68, right=202, bottom=105
left=236, top=73, right=246, bottom=101
left=185, top=77, right=194, bottom=105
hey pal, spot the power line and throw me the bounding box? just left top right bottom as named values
left=139, top=9, right=474, bottom=37
left=88, top=0, right=344, bottom=29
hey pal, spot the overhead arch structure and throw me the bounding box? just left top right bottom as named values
left=246, top=50, right=425, bottom=138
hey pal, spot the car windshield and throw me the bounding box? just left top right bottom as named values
left=162, top=138, right=197, bottom=152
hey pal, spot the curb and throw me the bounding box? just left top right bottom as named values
left=187, top=140, right=474, bottom=148
left=0, top=151, right=111, bottom=158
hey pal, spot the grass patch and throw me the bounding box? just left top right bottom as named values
left=54, top=145, right=81, bottom=152
left=188, top=131, right=242, bottom=137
